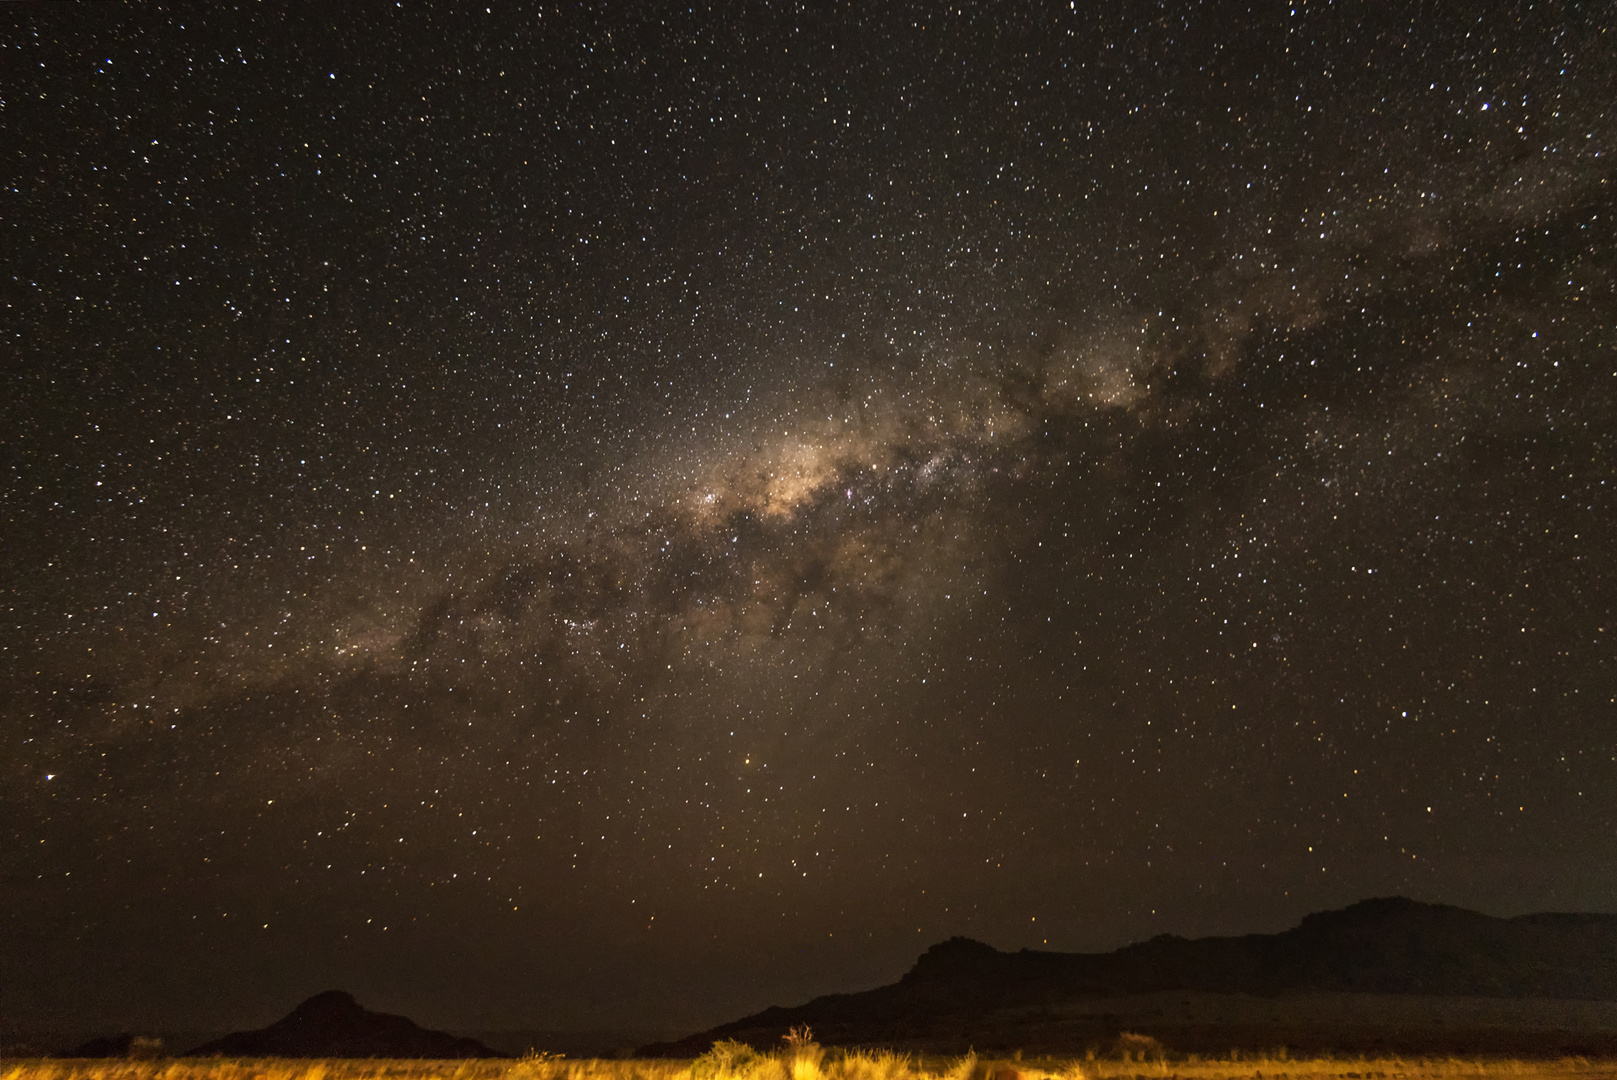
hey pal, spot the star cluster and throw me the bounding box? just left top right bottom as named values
left=3, top=0, right=1614, bottom=1038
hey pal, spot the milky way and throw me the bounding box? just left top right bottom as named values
left=4, top=1, right=1615, bottom=1038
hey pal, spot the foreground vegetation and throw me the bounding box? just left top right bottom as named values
left=7, top=1037, right=1617, bottom=1080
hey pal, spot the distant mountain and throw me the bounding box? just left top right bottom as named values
left=188, top=991, right=503, bottom=1058
left=640, top=897, right=1617, bottom=1056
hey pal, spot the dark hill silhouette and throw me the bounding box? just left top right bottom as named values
left=639, top=897, right=1617, bottom=1056
left=188, top=991, right=502, bottom=1058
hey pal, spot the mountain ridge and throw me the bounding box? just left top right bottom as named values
left=639, top=897, right=1617, bottom=1056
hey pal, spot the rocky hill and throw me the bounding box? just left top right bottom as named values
left=188, top=990, right=502, bottom=1058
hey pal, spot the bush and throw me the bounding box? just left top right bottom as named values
left=127, top=1037, right=166, bottom=1061
left=1111, top=1033, right=1165, bottom=1063
left=691, top=1040, right=772, bottom=1080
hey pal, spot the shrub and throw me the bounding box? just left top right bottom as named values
left=691, top=1040, right=774, bottom=1080
left=1111, top=1033, right=1164, bottom=1063
left=127, top=1037, right=165, bottom=1061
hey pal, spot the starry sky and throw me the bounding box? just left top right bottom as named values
left=4, top=0, right=1615, bottom=1042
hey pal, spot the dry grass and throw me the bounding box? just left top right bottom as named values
left=5, top=1045, right=1615, bottom=1080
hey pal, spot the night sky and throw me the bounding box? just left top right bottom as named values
left=5, top=0, right=1615, bottom=1042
